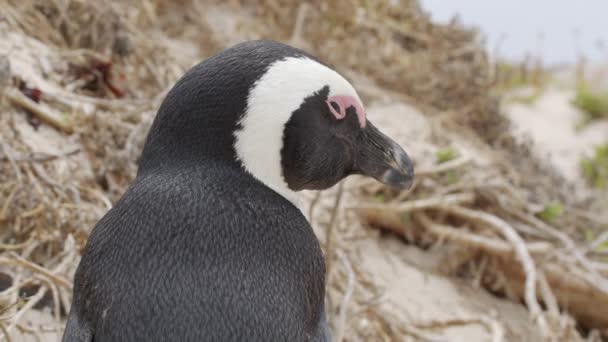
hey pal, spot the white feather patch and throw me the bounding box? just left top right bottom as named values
left=233, top=57, right=363, bottom=207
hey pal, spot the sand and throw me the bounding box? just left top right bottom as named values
left=505, top=86, right=608, bottom=190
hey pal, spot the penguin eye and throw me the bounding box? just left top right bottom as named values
left=325, top=95, right=365, bottom=128
left=329, top=101, right=340, bottom=113
left=326, top=99, right=345, bottom=120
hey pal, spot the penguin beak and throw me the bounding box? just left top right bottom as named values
left=354, top=121, right=415, bottom=190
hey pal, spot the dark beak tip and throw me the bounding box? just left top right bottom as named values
left=395, top=175, right=415, bottom=191
left=380, top=168, right=415, bottom=191
left=389, top=148, right=415, bottom=190
left=357, top=125, right=415, bottom=190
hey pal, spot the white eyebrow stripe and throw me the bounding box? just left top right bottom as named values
left=233, top=56, right=363, bottom=208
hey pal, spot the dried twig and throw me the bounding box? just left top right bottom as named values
left=6, top=148, right=81, bottom=163
left=438, top=205, right=549, bottom=337
left=0, top=138, right=23, bottom=183
left=5, top=285, right=46, bottom=337
left=414, top=316, right=504, bottom=342
left=325, top=182, right=345, bottom=278
left=351, top=192, right=475, bottom=211
left=589, top=231, right=608, bottom=252
left=308, top=190, right=322, bottom=222
left=0, top=322, right=11, bottom=342
left=333, top=250, right=355, bottom=342
left=0, top=255, right=72, bottom=290
left=416, top=212, right=551, bottom=256
left=4, top=88, right=73, bottom=134
left=289, top=3, right=309, bottom=46
left=537, top=271, right=559, bottom=318
left=415, top=156, right=472, bottom=177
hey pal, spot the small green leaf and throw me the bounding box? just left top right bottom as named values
left=572, top=83, right=608, bottom=122
left=584, top=230, right=595, bottom=242
left=400, top=212, right=412, bottom=224
left=595, top=239, right=608, bottom=252
left=581, top=143, right=608, bottom=189
left=436, top=147, right=458, bottom=164
left=374, top=193, right=385, bottom=203
left=537, top=202, right=562, bottom=223
left=445, top=170, right=459, bottom=185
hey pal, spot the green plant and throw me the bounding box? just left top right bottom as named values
left=537, top=202, right=562, bottom=223
left=572, top=84, right=608, bottom=122
left=374, top=193, right=386, bottom=203
left=493, top=59, right=548, bottom=92
left=585, top=230, right=595, bottom=242
left=435, top=147, right=458, bottom=164
left=581, top=143, right=608, bottom=189
left=508, top=87, right=544, bottom=105
left=595, top=239, right=608, bottom=252
left=584, top=230, right=608, bottom=252
left=445, top=170, right=459, bottom=185
left=400, top=211, right=412, bottom=225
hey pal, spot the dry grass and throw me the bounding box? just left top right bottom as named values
left=0, top=0, right=607, bottom=341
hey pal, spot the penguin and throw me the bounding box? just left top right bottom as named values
left=63, top=40, right=414, bottom=342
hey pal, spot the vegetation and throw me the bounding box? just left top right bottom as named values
left=572, top=83, right=608, bottom=122
left=435, top=146, right=458, bottom=164
left=507, top=87, right=545, bottom=105
left=581, top=143, right=608, bottom=189
left=537, top=202, right=563, bottom=223
left=493, top=60, right=547, bottom=92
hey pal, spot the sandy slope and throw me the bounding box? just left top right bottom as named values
left=505, top=86, right=608, bottom=191
left=311, top=100, right=542, bottom=341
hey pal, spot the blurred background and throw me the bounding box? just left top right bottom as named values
left=423, top=0, right=608, bottom=66
left=0, top=1, right=606, bottom=341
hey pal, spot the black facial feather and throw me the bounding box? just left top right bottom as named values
left=281, top=86, right=362, bottom=190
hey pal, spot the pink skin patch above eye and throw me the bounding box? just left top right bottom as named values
left=325, top=95, right=366, bottom=128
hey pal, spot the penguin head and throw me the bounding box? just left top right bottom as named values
left=234, top=44, right=414, bottom=203
left=141, top=41, right=414, bottom=204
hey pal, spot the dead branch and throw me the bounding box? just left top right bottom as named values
left=0, top=255, right=72, bottom=290
left=4, top=88, right=73, bottom=134
left=437, top=205, right=548, bottom=337
left=4, top=148, right=81, bottom=163
left=0, top=322, right=11, bottom=342
left=415, top=156, right=472, bottom=177
left=351, top=192, right=475, bottom=211
left=333, top=250, right=355, bottom=342
left=416, top=212, right=551, bottom=256
left=4, top=285, right=46, bottom=337
left=413, top=315, right=504, bottom=342
left=325, top=182, right=345, bottom=280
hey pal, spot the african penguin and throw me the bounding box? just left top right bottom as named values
left=63, top=40, right=414, bottom=342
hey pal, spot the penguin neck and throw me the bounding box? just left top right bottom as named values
left=249, top=173, right=301, bottom=209
left=232, top=129, right=301, bottom=209
left=137, top=51, right=304, bottom=210
left=138, top=125, right=302, bottom=210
